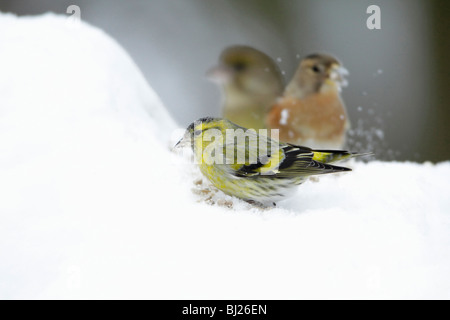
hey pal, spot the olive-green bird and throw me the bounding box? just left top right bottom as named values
left=175, top=117, right=365, bottom=204
left=208, top=45, right=284, bottom=130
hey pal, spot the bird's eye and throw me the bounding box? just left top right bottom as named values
left=233, top=62, right=246, bottom=72
left=194, top=130, right=202, bottom=136
left=311, top=65, right=321, bottom=73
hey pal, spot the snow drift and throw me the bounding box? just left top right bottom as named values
left=0, top=13, right=449, bottom=299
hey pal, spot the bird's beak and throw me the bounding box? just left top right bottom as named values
left=173, top=138, right=183, bottom=149
left=206, top=64, right=233, bottom=84
left=172, top=131, right=191, bottom=151
left=329, top=63, right=349, bottom=90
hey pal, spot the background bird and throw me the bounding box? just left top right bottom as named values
left=208, top=45, right=284, bottom=130
left=175, top=117, right=361, bottom=204
left=266, top=53, right=350, bottom=149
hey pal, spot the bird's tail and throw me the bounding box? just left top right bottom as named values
left=312, top=150, right=373, bottom=164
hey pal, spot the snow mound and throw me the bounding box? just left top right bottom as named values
left=1, top=13, right=449, bottom=299
left=0, top=12, right=176, bottom=146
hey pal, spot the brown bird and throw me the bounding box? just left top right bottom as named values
left=266, top=53, right=350, bottom=149
left=208, top=45, right=284, bottom=130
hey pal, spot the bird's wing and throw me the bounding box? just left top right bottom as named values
left=311, top=149, right=352, bottom=163
left=220, top=131, right=285, bottom=177
left=311, top=149, right=373, bottom=163
left=274, top=144, right=351, bottom=178
left=217, top=127, right=351, bottom=178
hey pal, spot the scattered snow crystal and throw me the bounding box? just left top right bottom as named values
left=280, top=109, right=289, bottom=125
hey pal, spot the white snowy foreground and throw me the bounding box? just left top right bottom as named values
left=0, top=13, right=449, bottom=300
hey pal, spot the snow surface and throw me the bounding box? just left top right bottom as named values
left=1, top=13, right=450, bottom=299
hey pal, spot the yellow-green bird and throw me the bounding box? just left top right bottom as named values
left=175, top=117, right=364, bottom=204
left=207, top=45, right=284, bottom=130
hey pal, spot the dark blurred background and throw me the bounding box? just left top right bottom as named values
left=1, top=0, right=449, bottom=162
